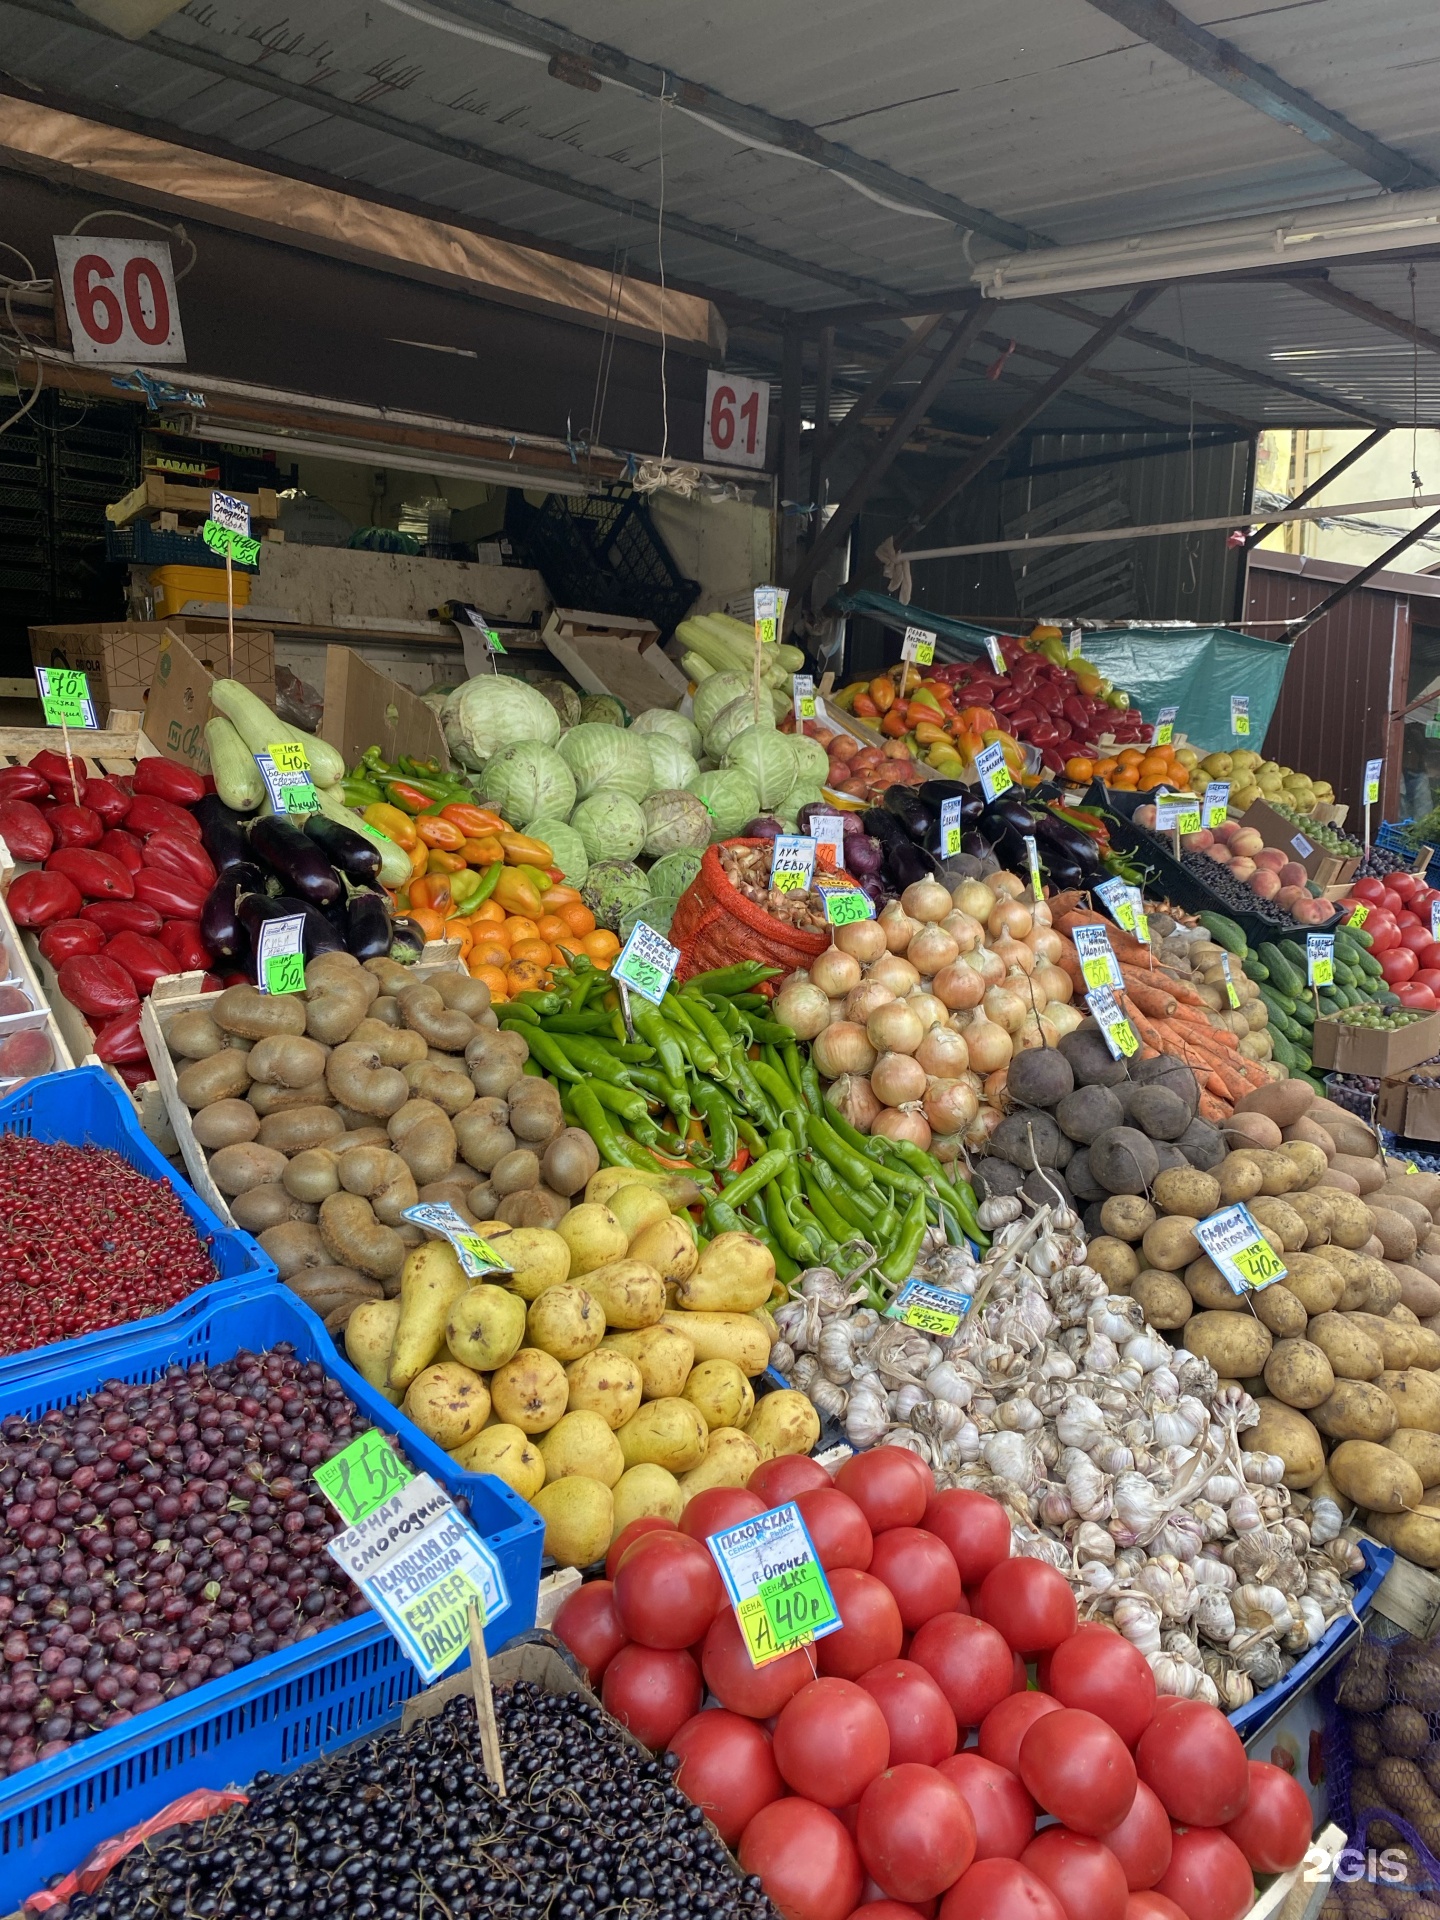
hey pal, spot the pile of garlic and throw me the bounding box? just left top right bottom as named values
left=773, top=1200, right=1367, bottom=1709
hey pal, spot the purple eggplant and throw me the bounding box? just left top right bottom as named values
left=193, top=794, right=254, bottom=873
left=346, top=890, right=392, bottom=962
left=304, top=812, right=382, bottom=884
left=249, top=815, right=343, bottom=908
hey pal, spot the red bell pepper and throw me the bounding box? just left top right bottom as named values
left=80, top=777, right=131, bottom=827
left=142, top=830, right=216, bottom=891
left=28, top=750, right=83, bottom=802
left=0, top=767, right=50, bottom=803
left=132, top=866, right=210, bottom=917
left=103, top=930, right=178, bottom=995
left=132, top=759, right=207, bottom=805
left=217, top=970, right=248, bottom=989
left=81, top=899, right=163, bottom=936
left=56, top=953, right=138, bottom=1020
left=92, top=1007, right=148, bottom=1066
left=0, top=800, right=53, bottom=863
left=122, top=793, right=202, bottom=842
left=45, top=848, right=136, bottom=901
left=48, top=804, right=104, bottom=850
left=8, top=870, right=81, bottom=927
left=38, top=918, right=106, bottom=965
left=98, top=828, right=144, bottom=874
left=158, top=919, right=214, bottom=972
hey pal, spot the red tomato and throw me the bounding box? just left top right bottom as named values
left=601, top=1644, right=702, bottom=1749
left=858, top=1656, right=958, bottom=1762
left=1420, top=941, right=1440, bottom=972
left=552, top=1578, right=628, bottom=1683
left=1365, top=910, right=1400, bottom=953
left=1101, top=1782, right=1173, bottom=1890
left=741, top=1798, right=865, bottom=1920
left=1222, top=1762, right=1312, bottom=1873
left=613, top=1532, right=724, bottom=1650
left=911, top=1613, right=1017, bottom=1728
left=668, top=1709, right=786, bottom=1844
left=680, top=1486, right=766, bottom=1541
left=798, top=1488, right=876, bottom=1570
left=1048, top=1627, right=1157, bottom=1748
left=774, top=1677, right=892, bottom=1808
left=1127, top=1897, right=1190, bottom=1920
left=1381, top=947, right=1419, bottom=985
left=976, top=1561, right=1078, bottom=1656
left=1414, top=969, right=1440, bottom=993
left=1018, top=1709, right=1137, bottom=1837
left=1152, top=1829, right=1254, bottom=1920
left=939, top=1857, right=1067, bottom=1920
left=752, top=1455, right=833, bottom=1504
left=702, top=1605, right=814, bottom=1717
left=1351, top=877, right=1386, bottom=903
left=605, top=1516, right=677, bottom=1579
left=922, top=1490, right=1012, bottom=1587
left=818, top=1570, right=906, bottom=1679
left=939, top=1752, right=1038, bottom=1860
left=858, top=1764, right=978, bottom=1902
left=1398, top=983, right=1437, bottom=1009
left=846, top=1904, right=932, bottom=1920
left=836, top=1451, right=931, bottom=1533
left=1400, top=925, right=1433, bottom=954
left=868, top=1528, right=964, bottom=1630
left=1135, top=1701, right=1248, bottom=1828
left=1021, top=1829, right=1128, bottom=1920
left=1382, top=888, right=1404, bottom=915
left=1037, top=1621, right=1112, bottom=1691
left=979, top=1692, right=1063, bottom=1777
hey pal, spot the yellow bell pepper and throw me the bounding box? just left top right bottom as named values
left=499, top=832, right=554, bottom=867
left=492, top=867, right=544, bottom=917
left=363, top=801, right=417, bottom=849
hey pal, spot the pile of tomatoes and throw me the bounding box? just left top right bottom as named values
left=1338, top=871, right=1440, bottom=1008
left=554, top=1451, right=1313, bottom=1920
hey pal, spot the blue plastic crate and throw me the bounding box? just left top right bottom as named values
left=1228, top=1539, right=1391, bottom=1747
left=0, top=1282, right=543, bottom=1907
left=0, top=1067, right=277, bottom=1371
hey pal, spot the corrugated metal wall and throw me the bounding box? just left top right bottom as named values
left=1240, top=565, right=1408, bottom=818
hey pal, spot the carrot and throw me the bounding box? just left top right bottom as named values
left=1123, top=975, right=1178, bottom=1019
left=1198, top=1092, right=1231, bottom=1124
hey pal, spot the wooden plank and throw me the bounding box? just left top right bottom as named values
left=1362, top=1531, right=1440, bottom=1638
left=105, top=477, right=279, bottom=528
left=0, top=721, right=156, bottom=773
left=541, top=615, right=688, bottom=713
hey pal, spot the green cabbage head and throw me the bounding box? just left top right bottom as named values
left=571, top=790, right=647, bottom=862
left=641, top=788, right=712, bottom=860
left=643, top=733, right=700, bottom=791
left=558, top=723, right=654, bottom=801
left=723, top=725, right=797, bottom=811
left=529, top=816, right=589, bottom=885
left=476, top=742, right=576, bottom=827
left=631, top=708, right=702, bottom=758
left=687, top=768, right=760, bottom=840
left=442, top=674, right=560, bottom=768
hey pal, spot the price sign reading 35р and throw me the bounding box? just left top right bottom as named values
left=975, top=742, right=1012, bottom=803
left=1194, top=1203, right=1286, bottom=1294
left=708, top=1503, right=840, bottom=1667
left=614, top=921, right=680, bottom=1006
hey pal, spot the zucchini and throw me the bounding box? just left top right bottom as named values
left=203, top=715, right=265, bottom=813
left=210, top=678, right=347, bottom=789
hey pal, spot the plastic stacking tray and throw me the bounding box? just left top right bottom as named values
left=0, top=1281, right=544, bottom=1910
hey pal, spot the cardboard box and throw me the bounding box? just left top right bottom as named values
left=1377, top=1071, right=1440, bottom=1140
left=1236, top=798, right=1358, bottom=882
left=1311, top=1010, right=1440, bottom=1077
left=320, top=645, right=449, bottom=777
left=29, top=620, right=273, bottom=722
left=141, top=627, right=277, bottom=774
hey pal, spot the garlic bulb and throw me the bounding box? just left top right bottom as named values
left=1308, top=1497, right=1343, bottom=1545
left=844, top=1387, right=888, bottom=1449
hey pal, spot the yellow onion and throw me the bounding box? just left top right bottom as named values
left=983, top=985, right=1027, bottom=1034
left=932, top=1131, right=962, bottom=1165
left=992, top=870, right=1026, bottom=900
left=942, top=911, right=985, bottom=954
left=872, top=1105, right=932, bottom=1149
left=965, top=1019, right=1014, bottom=1074
left=924, top=1077, right=979, bottom=1135
left=845, top=981, right=895, bottom=1025
left=835, top=919, right=887, bottom=963
left=1032, top=899, right=1053, bottom=928
left=812, top=1021, right=876, bottom=1079
left=825, top=1072, right=881, bottom=1131
left=1030, top=928, right=1064, bottom=964
left=907, top=924, right=960, bottom=979
left=1047, top=1003, right=1086, bottom=1037
left=1014, top=1012, right=1061, bottom=1051
left=981, top=1067, right=1009, bottom=1104
left=975, top=946, right=1006, bottom=988
left=774, top=980, right=831, bottom=1040
left=869, top=953, right=921, bottom=997
left=917, top=1026, right=969, bottom=1077
left=879, top=901, right=922, bottom=953
left=809, top=947, right=862, bottom=997
left=1034, top=962, right=1073, bottom=1004
left=907, top=993, right=949, bottom=1034
left=870, top=1051, right=927, bottom=1107
left=868, top=1000, right=925, bottom=1056
left=932, top=962, right=986, bottom=1011
left=953, top=880, right=996, bottom=923
left=989, top=899, right=1034, bottom=943
left=994, top=938, right=1034, bottom=976
left=901, top=879, right=953, bottom=925
left=964, top=1102, right=1004, bottom=1149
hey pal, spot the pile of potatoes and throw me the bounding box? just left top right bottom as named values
left=1085, top=1077, right=1440, bottom=1555
left=159, top=952, right=601, bottom=1330
left=343, top=1161, right=821, bottom=1569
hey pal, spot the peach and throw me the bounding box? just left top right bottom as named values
left=1294, top=897, right=1332, bottom=924
left=1276, top=885, right=1308, bottom=911
left=1229, top=858, right=1257, bottom=882
left=1212, top=820, right=1241, bottom=845
left=0, top=1029, right=52, bottom=1080
left=1278, top=861, right=1309, bottom=889
left=1206, top=845, right=1232, bottom=865
left=1230, top=828, right=1265, bottom=858
left=1250, top=869, right=1282, bottom=900
left=1254, top=847, right=1287, bottom=871
left=1134, top=805, right=1157, bottom=829
left=1180, top=829, right=1214, bottom=852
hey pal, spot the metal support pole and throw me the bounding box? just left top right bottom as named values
left=1287, top=504, right=1440, bottom=639
left=779, top=326, right=804, bottom=585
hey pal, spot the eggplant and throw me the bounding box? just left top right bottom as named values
left=389, top=918, right=427, bottom=964
left=275, top=896, right=347, bottom=959
left=916, top=779, right=969, bottom=809
left=985, top=796, right=1041, bottom=837
left=249, top=815, right=343, bottom=908
left=887, top=838, right=942, bottom=889
left=200, top=878, right=246, bottom=964
left=1034, top=814, right=1100, bottom=872
left=862, top=807, right=913, bottom=854
left=304, top=812, right=382, bottom=884
left=346, top=889, right=393, bottom=962
left=961, top=830, right=994, bottom=860
left=882, top=787, right=934, bottom=844
left=193, top=795, right=254, bottom=874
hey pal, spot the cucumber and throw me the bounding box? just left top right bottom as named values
left=1270, top=1030, right=1299, bottom=1069
left=1198, top=913, right=1248, bottom=955
left=1260, top=943, right=1306, bottom=997
left=1288, top=996, right=1316, bottom=1029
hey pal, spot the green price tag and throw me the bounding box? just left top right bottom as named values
left=748, top=1561, right=839, bottom=1661
left=202, top=519, right=262, bottom=566
left=313, top=1430, right=414, bottom=1524
left=36, top=667, right=93, bottom=728
left=264, top=950, right=306, bottom=995
left=819, top=882, right=875, bottom=926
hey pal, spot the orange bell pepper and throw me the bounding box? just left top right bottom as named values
left=416, top=815, right=467, bottom=851
left=441, top=803, right=507, bottom=837
left=955, top=728, right=986, bottom=762
left=499, top=832, right=554, bottom=867
left=409, top=874, right=453, bottom=913
left=462, top=836, right=505, bottom=866
left=958, top=706, right=998, bottom=733
left=409, top=840, right=430, bottom=881
left=363, top=802, right=417, bottom=849
left=426, top=848, right=466, bottom=874
left=913, top=720, right=950, bottom=747
left=852, top=693, right=879, bottom=718
left=880, top=710, right=910, bottom=738
left=492, top=868, right=544, bottom=917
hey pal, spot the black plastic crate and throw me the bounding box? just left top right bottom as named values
left=104, top=521, right=253, bottom=571
left=505, top=488, right=699, bottom=636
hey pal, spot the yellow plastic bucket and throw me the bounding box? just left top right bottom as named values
left=152, top=566, right=251, bottom=618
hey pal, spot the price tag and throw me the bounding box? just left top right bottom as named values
left=1068, top=629, right=1082, bottom=657
left=1194, top=1203, right=1286, bottom=1293
left=255, top=914, right=306, bottom=996
left=817, top=878, right=875, bottom=925
left=1152, top=706, right=1178, bottom=747
left=886, top=1277, right=973, bottom=1336
left=1086, top=985, right=1139, bottom=1059
left=1129, top=887, right=1150, bottom=946
left=1431, top=899, right=1440, bottom=941
left=1095, top=877, right=1136, bottom=934
left=201, top=519, right=261, bottom=566
left=402, top=1201, right=513, bottom=1278
left=708, top=1503, right=841, bottom=1666
left=902, top=626, right=936, bottom=667
left=940, top=797, right=965, bottom=858
left=210, top=489, right=250, bottom=536
left=754, top=585, right=787, bottom=646
left=975, top=742, right=1013, bottom=802
left=614, top=920, right=681, bottom=1005
left=255, top=748, right=320, bottom=816
left=326, top=1474, right=511, bottom=1683
left=1429, top=715, right=1440, bottom=739
left=793, top=675, right=817, bottom=725
left=812, top=814, right=846, bottom=874
left=1204, top=782, right=1230, bottom=829
left=1307, top=932, right=1335, bottom=987
left=1073, top=922, right=1123, bottom=989
left=984, top=636, right=1007, bottom=674
left=457, top=606, right=507, bottom=655
left=1364, top=758, right=1383, bottom=806
left=1220, top=954, right=1241, bottom=1007
left=1291, top=832, right=1313, bottom=860
left=1024, top=835, right=1043, bottom=903
left=34, top=667, right=97, bottom=729
left=770, top=835, right=815, bottom=893
left=313, top=1430, right=413, bottom=1525
left=1155, top=791, right=1200, bottom=834
left=1346, top=902, right=1369, bottom=930
left=1230, top=695, right=1250, bottom=738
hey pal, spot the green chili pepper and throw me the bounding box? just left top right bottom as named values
left=673, top=991, right=732, bottom=1064
left=585, top=1079, right=649, bottom=1125
left=626, top=1065, right=671, bottom=1101
left=799, top=1163, right=860, bottom=1250
left=536, top=1012, right=614, bottom=1035
left=684, top=961, right=779, bottom=996
left=808, top=1150, right=897, bottom=1242
left=727, top=1053, right=778, bottom=1130
left=762, top=1181, right=818, bottom=1267
left=570, top=1084, right=643, bottom=1168
left=734, top=1116, right=767, bottom=1160
left=692, top=1083, right=737, bottom=1172
left=514, top=990, right=564, bottom=1015
left=702, top=992, right=742, bottom=1036
left=803, top=1113, right=876, bottom=1188
left=341, top=778, right=384, bottom=806
left=506, top=1027, right=584, bottom=1083
left=878, top=1188, right=929, bottom=1287
left=501, top=1004, right=540, bottom=1027
left=543, top=1034, right=634, bottom=1087
left=716, top=1149, right=787, bottom=1213
left=752, top=1058, right=803, bottom=1126
left=789, top=1192, right=839, bottom=1264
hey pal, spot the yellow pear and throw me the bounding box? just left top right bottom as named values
left=609, top=1183, right=671, bottom=1240
left=533, top=1476, right=613, bottom=1568
left=526, top=1284, right=605, bottom=1362
left=538, top=1410, right=624, bottom=1487
left=445, top=1285, right=526, bottom=1372
left=558, top=1204, right=629, bottom=1277
left=452, top=1423, right=545, bottom=1500
left=611, top=1463, right=683, bottom=1536
left=501, top=1227, right=572, bottom=1302
left=389, top=1242, right=470, bottom=1391
left=402, top=1362, right=491, bottom=1451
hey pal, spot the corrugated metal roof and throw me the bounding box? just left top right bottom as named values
left=5, top=0, right=1440, bottom=430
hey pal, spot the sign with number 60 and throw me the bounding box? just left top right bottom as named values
left=53, top=236, right=186, bottom=364
left=703, top=371, right=769, bottom=470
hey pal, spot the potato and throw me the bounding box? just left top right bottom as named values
left=565, top=1349, right=643, bottom=1430
left=678, top=1427, right=761, bottom=1499
left=1327, top=1192, right=1380, bottom=1250
left=1281, top=1191, right=1332, bottom=1249
left=558, top=1204, right=629, bottom=1277
left=1349, top=1312, right=1420, bottom=1371
left=1388, top=1428, right=1440, bottom=1488
left=675, top=1232, right=775, bottom=1313
left=1184, top=1256, right=1246, bottom=1311
left=488, top=1348, right=569, bottom=1433
left=1088, top=1236, right=1141, bottom=1288
left=538, top=1410, right=624, bottom=1488
left=627, top=1215, right=700, bottom=1287
left=452, top=1424, right=544, bottom=1500
left=1131, top=1270, right=1193, bottom=1329
left=1377, top=1192, right=1433, bottom=1236
left=1224, top=1112, right=1283, bottom=1152
left=1280, top=1140, right=1328, bottom=1188
left=1284, top=1115, right=1336, bottom=1159
left=746, top=1390, right=821, bottom=1462
left=610, top=1463, right=683, bottom=1536
left=1308, top=1311, right=1385, bottom=1381
left=1215, top=1153, right=1265, bottom=1204
left=1328, top=1439, right=1424, bottom=1514
left=1249, top=1198, right=1307, bottom=1252
left=600, top=1326, right=695, bottom=1400
left=1390, top=1262, right=1440, bottom=1319
left=1142, top=1216, right=1201, bottom=1273
left=616, top=1398, right=709, bottom=1473
left=1241, top=1399, right=1326, bottom=1487
left=1235, top=1082, right=1316, bottom=1127
left=1382, top=1367, right=1440, bottom=1432
left=532, top=1477, right=613, bottom=1569
left=660, top=1310, right=771, bottom=1376
left=1152, top=1169, right=1220, bottom=1219
left=1183, top=1312, right=1272, bottom=1377
left=401, top=1361, right=491, bottom=1451
left=1264, top=1339, right=1335, bottom=1409
left=1252, top=1283, right=1309, bottom=1339
left=1410, top=1324, right=1440, bottom=1369
left=1099, top=1195, right=1156, bottom=1242
left=1281, top=1252, right=1346, bottom=1316
left=345, top=1298, right=402, bottom=1405
left=1311, top=1378, right=1399, bottom=1442
left=683, top=1358, right=755, bottom=1431
left=584, top=1259, right=666, bottom=1330
left=1371, top=1208, right=1420, bottom=1264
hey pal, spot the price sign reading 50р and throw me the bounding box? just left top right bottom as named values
left=1072, top=921, right=1122, bottom=989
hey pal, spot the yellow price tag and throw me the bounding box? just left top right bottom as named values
left=1233, top=1239, right=1285, bottom=1289
left=1081, top=955, right=1113, bottom=989
left=269, top=741, right=310, bottom=775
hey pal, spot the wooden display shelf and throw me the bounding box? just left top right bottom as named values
left=105, top=476, right=279, bottom=529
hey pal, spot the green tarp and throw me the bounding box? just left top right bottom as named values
left=835, top=589, right=1291, bottom=756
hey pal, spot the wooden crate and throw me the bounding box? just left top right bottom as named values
left=0, top=711, right=159, bottom=780
left=105, top=476, right=279, bottom=530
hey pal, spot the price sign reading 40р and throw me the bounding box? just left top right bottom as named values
left=257, top=740, right=320, bottom=815
left=314, top=1430, right=413, bottom=1525
left=255, top=914, right=306, bottom=996
left=614, top=920, right=680, bottom=1006
left=35, top=667, right=97, bottom=729
left=887, top=1277, right=973, bottom=1337
left=1073, top=921, right=1123, bottom=990
left=1194, top=1202, right=1286, bottom=1294
left=902, top=625, right=936, bottom=667
left=708, top=1503, right=840, bottom=1667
